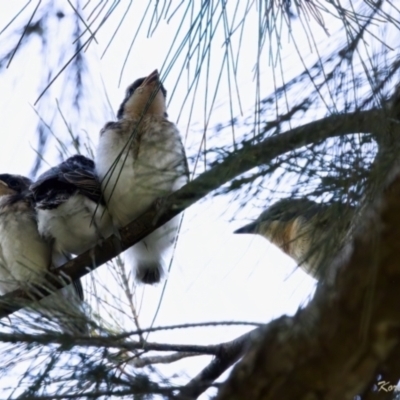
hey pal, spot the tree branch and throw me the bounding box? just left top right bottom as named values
left=0, top=331, right=236, bottom=355
left=215, top=164, right=400, bottom=399
left=130, top=352, right=202, bottom=368
left=177, top=327, right=263, bottom=399
left=0, top=108, right=384, bottom=318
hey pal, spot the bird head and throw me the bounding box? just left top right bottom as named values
left=234, top=198, right=317, bottom=235
left=234, top=198, right=354, bottom=280
left=233, top=198, right=328, bottom=259
left=117, top=69, right=168, bottom=120
left=0, top=174, right=32, bottom=197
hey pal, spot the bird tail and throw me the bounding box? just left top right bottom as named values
left=234, top=222, right=258, bottom=234
left=125, top=217, right=180, bottom=285
left=135, top=259, right=164, bottom=285
left=125, top=241, right=165, bottom=285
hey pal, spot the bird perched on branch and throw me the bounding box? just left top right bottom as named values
left=0, top=174, right=87, bottom=333
left=234, top=198, right=354, bottom=280
left=96, top=69, right=188, bottom=284
left=31, top=155, right=113, bottom=257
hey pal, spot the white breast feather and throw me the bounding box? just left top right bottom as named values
left=0, top=199, right=88, bottom=333
left=37, top=194, right=113, bottom=255
left=0, top=208, right=50, bottom=293
left=96, top=117, right=187, bottom=228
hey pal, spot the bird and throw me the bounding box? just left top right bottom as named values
left=30, top=154, right=113, bottom=257
left=96, top=69, right=188, bottom=284
left=0, top=173, right=88, bottom=333
left=234, top=198, right=354, bottom=280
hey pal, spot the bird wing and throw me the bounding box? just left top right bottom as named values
left=31, top=156, right=103, bottom=209
left=62, top=167, right=103, bottom=205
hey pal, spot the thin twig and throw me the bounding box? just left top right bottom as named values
left=131, top=352, right=203, bottom=368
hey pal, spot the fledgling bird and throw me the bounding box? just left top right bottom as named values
left=30, top=155, right=113, bottom=257
left=96, top=69, right=188, bottom=284
left=0, top=173, right=87, bottom=333
left=234, top=198, right=354, bottom=280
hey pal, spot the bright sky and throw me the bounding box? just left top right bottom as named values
left=0, top=1, right=364, bottom=397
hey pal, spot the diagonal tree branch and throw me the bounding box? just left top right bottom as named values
left=177, top=327, right=264, bottom=399
left=215, top=161, right=400, bottom=399
left=0, top=108, right=385, bottom=318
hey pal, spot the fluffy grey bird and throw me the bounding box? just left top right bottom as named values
left=96, top=69, right=188, bottom=284
left=234, top=198, right=354, bottom=280
left=31, top=155, right=113, bottom=257
left=0, top=173, right=87, bottom=333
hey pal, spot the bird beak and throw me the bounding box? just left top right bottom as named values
left=140, top=69, right=160, bottom=87
left=0, top=180, right=14, bottom=197
left=234, top=222, right=258, bottom=234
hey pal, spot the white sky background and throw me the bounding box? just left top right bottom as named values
left=0, top=1, right=388, bottom=397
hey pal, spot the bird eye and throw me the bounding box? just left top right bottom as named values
left=127, top=85, right=140, bottom=97
left=8, top=179, right=19, bottom=190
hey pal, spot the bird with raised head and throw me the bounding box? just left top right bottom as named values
left=96, top=69, right=188, bottom=284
